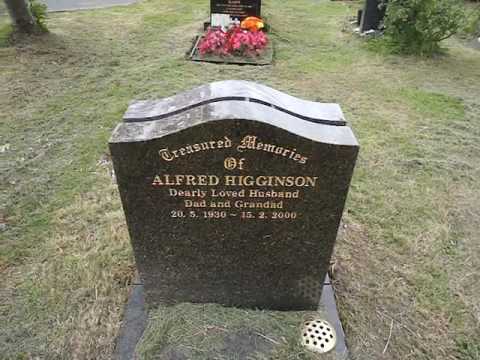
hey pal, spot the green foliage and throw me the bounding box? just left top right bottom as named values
left=456, top=336, right=480, bottom=360
left=383, top=0, right=465, bottom=55
left=29, top=0, right=48, bottom=33
left=0, top=23, right=13, bottom=47
left=462, top=6, right=480, bottom=36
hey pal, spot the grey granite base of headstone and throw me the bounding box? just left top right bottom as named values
left=114, top=275, right=348, bottom=360
left=188, top=35, right=274, bottom=66
left=113, top=278, right=147, bottom=360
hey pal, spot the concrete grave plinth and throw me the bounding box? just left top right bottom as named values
left=114, top=275, right=349, bottom=360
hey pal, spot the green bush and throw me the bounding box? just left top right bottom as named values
left=29, top=0, right=48, bottom=33
left=463, top=6, right=480, bottom=36
left=383, top=0, right=465, bottom=55
left=0, top=24, right=13, bottom=47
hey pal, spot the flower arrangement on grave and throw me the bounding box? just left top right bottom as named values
left=240, top=16, right=265, bottom=32
left=198, top=17, right=268, bottom=58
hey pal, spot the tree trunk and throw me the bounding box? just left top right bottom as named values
left=4, top=0, right=37, bottom=34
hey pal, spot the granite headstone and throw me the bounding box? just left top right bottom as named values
left=359, top=0, right=386, bottom=32
left=211, top=0, right=261, bottom=28
left=109, top=81, right=359, bottom=310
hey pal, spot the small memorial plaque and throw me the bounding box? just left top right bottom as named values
left=110, top=81, right=359, bottom=310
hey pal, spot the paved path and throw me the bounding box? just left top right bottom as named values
left=40, top=0, right=137, bottom=12
left=0, top=1, right=137, bottom=16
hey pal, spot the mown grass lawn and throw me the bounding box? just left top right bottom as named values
left=1, top=0, right=479, bottom=359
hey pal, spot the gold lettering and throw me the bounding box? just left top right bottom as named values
left=224, top=175, right=236, bottom=186
left=159, top=149, right=174, bottom=161
left=243, top=176, right=254, bottom=186
left=164, top=175, right=175, bottom=185
left=237, top=135, right=257, bottom=152
left=154, top=174, right=316, bottom=188
left=174, top=175, right=185, bottom=185
left=158, top=136, right=307, bottom=165
left=152, top=175, right=163, bottom=186
left=185, top=175, right=196, bottom=185
left=256, top=176, right=268, bottom=186
left=197, top=175, right=207, bottom=185
left=209, top=175, right=220, bottom=185
left=263, top=144, right=276, bottom=152
left=294, top=176, right=317, bottom=187
left=274, top=176, right=285, bottom=187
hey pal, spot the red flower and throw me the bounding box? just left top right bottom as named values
left=198, top=25, right=268, bottom=57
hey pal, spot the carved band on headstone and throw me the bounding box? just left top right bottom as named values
left=110, top=80, right=359, bottom=310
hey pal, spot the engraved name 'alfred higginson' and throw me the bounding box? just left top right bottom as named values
left=152, top=174, right=319, bottom=187
left=158, top=135, right=309, bottom=164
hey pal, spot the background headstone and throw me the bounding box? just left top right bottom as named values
left=210, top=0, right=261, bottom=27
left=360, top=0, right=386, bottom=32
left=109, top=81, right=359, bottom=310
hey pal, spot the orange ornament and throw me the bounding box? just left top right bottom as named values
left=240, top=17, right=265, bottom=32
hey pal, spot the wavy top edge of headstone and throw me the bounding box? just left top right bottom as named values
left=110, top=99, right=358, bottom=147
left=123, top=80, right=346, bottom=125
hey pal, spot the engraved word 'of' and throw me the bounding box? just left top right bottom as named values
left=224, top=158, right=245, bottom=171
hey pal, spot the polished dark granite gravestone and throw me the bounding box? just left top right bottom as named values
left=359, top=0, right=386, bottom=32
left=210, top=0, right=261, bottom=27
left=109, top=80, right=359, bottom=310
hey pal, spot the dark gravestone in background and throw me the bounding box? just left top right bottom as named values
left=210, top=0, right=261, bottom=27
left=110, top=81, right=359, bottom=310
left=360, top=0, right=386, bottom=32
left=211, top=0, right=261, bottom=19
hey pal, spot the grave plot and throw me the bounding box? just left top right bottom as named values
left=110, top=80, right=358, bottom=358
left=188, top=0, right=273, bottom=65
